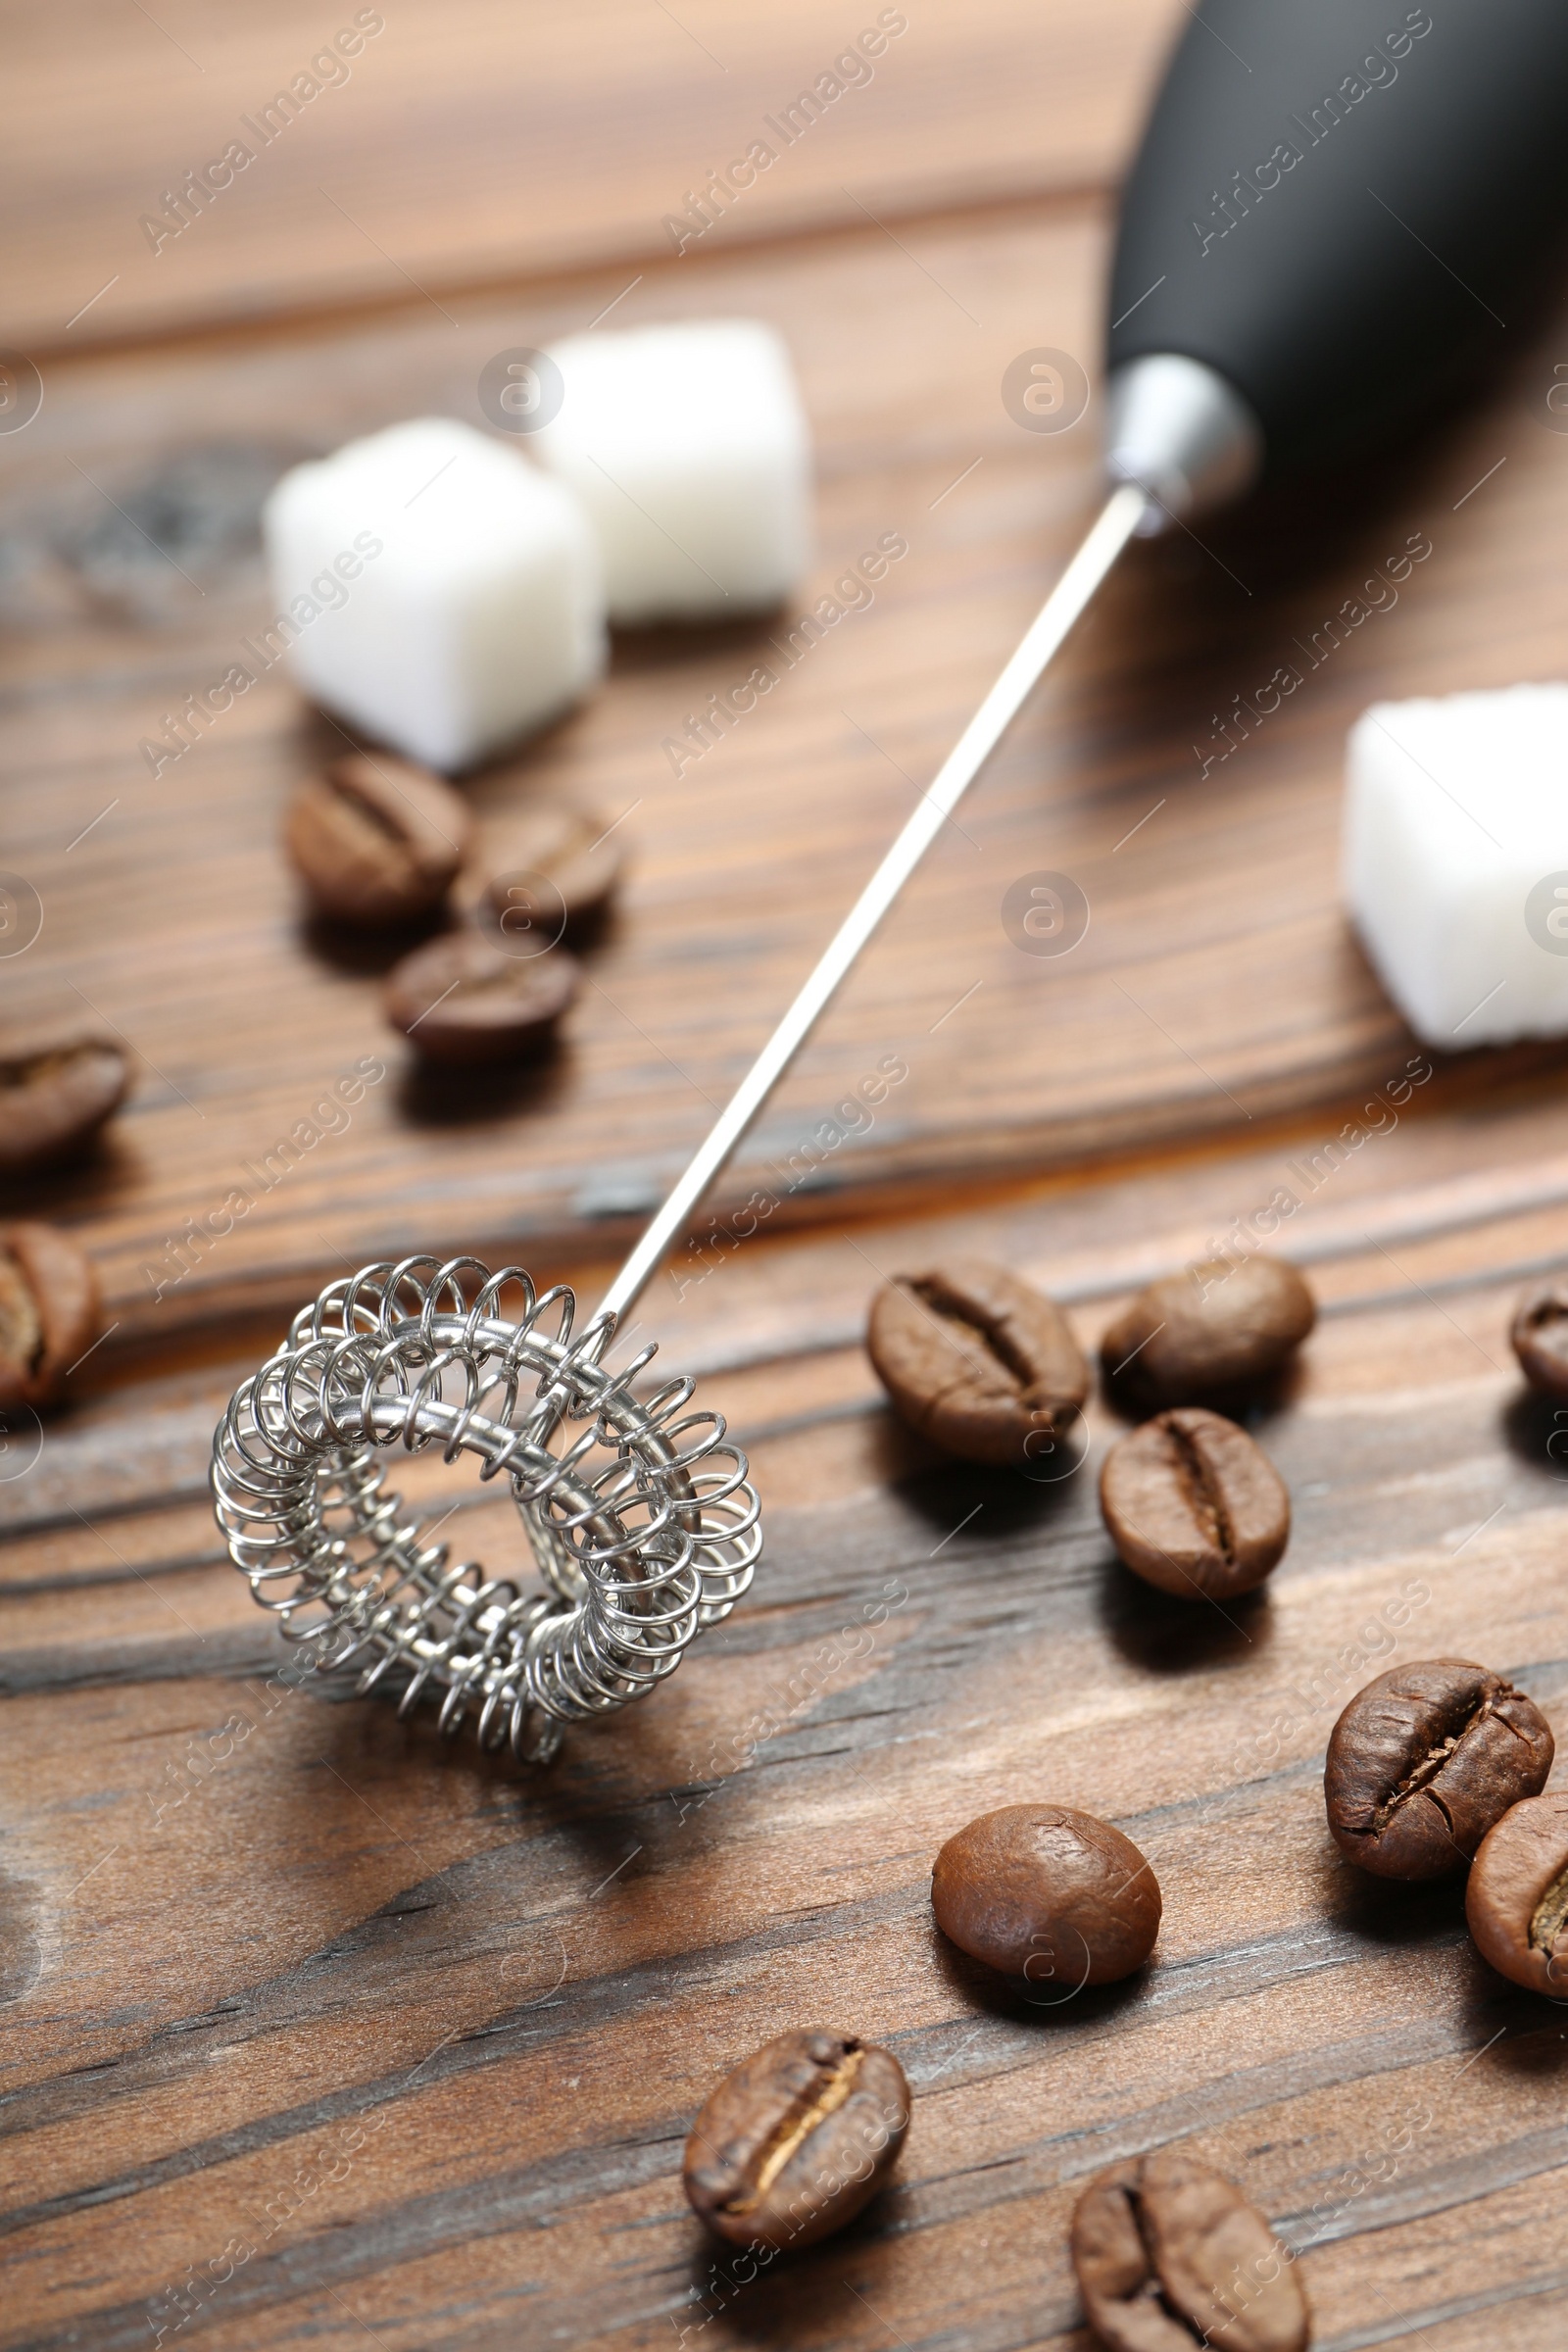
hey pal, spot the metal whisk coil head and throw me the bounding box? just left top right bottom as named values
left=210, top=1256, right=760, bottom=1762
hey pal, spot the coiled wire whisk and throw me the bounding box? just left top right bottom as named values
left=210, top=489, right=1145, bottom=1765
left=211, top=1256, right=760, bottom=1763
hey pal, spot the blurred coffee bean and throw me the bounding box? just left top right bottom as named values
left=683, top=2029, right=909, bottom=2251
left=1510, top=1277, right=1568, bottom=1398
left=0, top=1036, right=128, bottom=1175
left=285, top=754, right=471, bottom=923
left=866, top=1257, right=1089, bottom=1466
left=384, top=929, right=579, bottom=1065
left=457, top=802, right=623, bottom=943
left=1071, top=2147, right=1308, bottom=2352
left=0, top=1221, right=102, bottom=1408
left=1100, top=1406, right=1290, bottom=1600
left=931, top=1804, right=1159, bottom=1986
left=1325, top=1659, right=1553, bottom=1880
left=1100, top=1254, right=1315, bottom=1407
left=1466, top=1790, right=1568, bottom=1995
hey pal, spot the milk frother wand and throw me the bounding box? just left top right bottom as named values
left=213, top=0, right=1568, bottom=1759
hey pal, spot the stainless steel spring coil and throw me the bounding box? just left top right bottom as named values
left=210, top=1255, right=761, bottom=1763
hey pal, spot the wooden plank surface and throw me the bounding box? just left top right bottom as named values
left=6, top=1084, right=1568, bottom=2349
left=7, top=5, right=1568, bottom=2347
left=7, top=195, right=1568, bottom=1348
left=2, top=1, right=1178, bottom=354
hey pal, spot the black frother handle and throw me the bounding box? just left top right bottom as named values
left=1108, top=0, right=1568, bottom=475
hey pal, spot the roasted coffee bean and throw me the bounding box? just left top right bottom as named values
left=1071, top=2147, right=1309, bottom=2352
left=285, top=754, right=472, bottom=923
left=456, top=802, right=623, bottom=942
left=931, top=1804, right=1159, bottom=1986
left=682, top=2029, right=909, bottom=2251
left=0, top=1221, right=102, bottom=1409
left=0, top=1035, right=128, bottom=1175
left=1510, top=1278, right=1568, bottom=1399
left=1325, top=1659, right=1554, bottom=1881
left=1467, top=1791, right=1568, bottom=1996
left=384, top=930, right=579, bottom=1065
left=866, top=1257, right=1089, bottom=1467
left=1100, top=1254, right=1315, bottom=1407
left=1100, top=1407, right=1290, bottom=1601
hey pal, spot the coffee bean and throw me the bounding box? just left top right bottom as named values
left=1100, top=1254, right=1315, bottom=1408
left=0, top=1221, right=102, bottom=1409
left=866, top=1257, right=1089, bottom=1467
left=1466, top=1791, right=1568, bottom=1995
left=1510, top=1278, right=1568, bottom=1399
left=931, top=1804, right=1159, bottom=1986
left=0, top=1035, right=128, bottom=1175
left=285, top=754, right=472, bottom=923
left=682, top=2029, right=909, bottom=2251
left=456, top=802, right=623, bottom=943
left=384, top=930, right=579, bottom=1065
left=1325, top=1659, right=1554, bottom=1881
left=1100, top=1407, right=1290, bottom=1601
left=1072, top=2147, right=1308, bottom=2352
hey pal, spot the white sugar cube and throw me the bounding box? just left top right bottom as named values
left=533, top=320, right=810, bottom=624
left=1343, top=684, right=1568, bottom=1047
left=262, top=418, right=604, bottom=772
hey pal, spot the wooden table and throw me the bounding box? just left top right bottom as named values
left=5, top=6, right=1568, bottom=2345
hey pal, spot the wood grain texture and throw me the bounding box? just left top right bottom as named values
left=6, top=1085, right=1568, bottom=2348
left=7, top=194, right=1568, bottom=1348
left=7, top=6, right=1568, bottom=2345
left=0, top=0, right=1179, bottom=354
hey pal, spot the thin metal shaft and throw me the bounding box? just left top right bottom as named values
left=598, top=480, right=1150, bottom=1327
